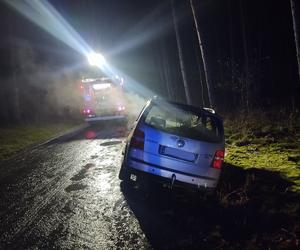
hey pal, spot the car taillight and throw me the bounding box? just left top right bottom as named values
left=130, top=129, right=145, bottom=150
left=83, top=108, right=93, bottom=114
left=212, top=150, right=224, bottom=169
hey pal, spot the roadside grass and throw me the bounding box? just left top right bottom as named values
left=224, top=110, right=300, bottom=192
left=215, top=110, right=300, bottom=248
left=0, top=122, right=80, bottom=161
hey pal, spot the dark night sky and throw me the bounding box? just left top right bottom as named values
left=0, top=0, right=169, bottom=90
left=0, top=0, right=299, bottom=109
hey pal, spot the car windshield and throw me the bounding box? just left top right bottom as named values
left=143, top=103, right=223, bottom=143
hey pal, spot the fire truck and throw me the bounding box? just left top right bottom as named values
left=80, top=76, right=127, bottom=122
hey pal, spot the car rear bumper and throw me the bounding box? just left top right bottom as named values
left=126, top=157, right=219, bottom=190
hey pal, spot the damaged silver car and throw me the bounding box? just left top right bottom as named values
left=119, top=98, right=225, bottom=191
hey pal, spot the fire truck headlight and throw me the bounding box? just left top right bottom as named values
left=87, top=52, right=105, bottom=67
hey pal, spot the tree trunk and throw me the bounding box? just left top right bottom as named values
left=160, top=38, right=173, bottom=100
left=290, top=0, right=300, bottom=83
left=155, top=39, right=172, bottom=99
left=240, top=0, right=250, bottom=111
left=171, top=0, right=192, bottom=105
left=9, top=18, right=21, bottom=122
left=228, top=0, right=235, bottom=87
left=12, top=72, right=21, bottom=122
left=190, top=0, right=213, bottom=108
left=194, top=43, right=205, bottom=107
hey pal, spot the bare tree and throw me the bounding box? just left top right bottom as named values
left=290, top=0, right=300, bottom=83
left=240, top=0, right=250, bottom=111
left=160, top=38, right=174, bottom=100
left=228, top=0, right=235, bottom=87
left=194, top=44, right=205, bottom=107
left=171, top=0, right=192, bottom=105
left=155, top=39, right=173, bottom=99
left=190, top=0, right=212, bottom=107
left=8, top=18, right=21, bottom=122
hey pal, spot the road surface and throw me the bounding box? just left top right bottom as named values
left=0, top=122, right=218, bottom=250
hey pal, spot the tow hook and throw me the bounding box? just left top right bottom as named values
left=170, top=174, right=176, bottom=190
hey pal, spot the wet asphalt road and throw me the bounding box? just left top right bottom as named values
left=0, top=123, right=150, bottom=249
left=0, top=122, right=222, bottom=250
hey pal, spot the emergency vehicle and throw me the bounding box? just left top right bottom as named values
left=80, top=76, right=126, bottom=122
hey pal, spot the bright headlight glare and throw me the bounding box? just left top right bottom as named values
left=87, top=52, right=105, bottom=66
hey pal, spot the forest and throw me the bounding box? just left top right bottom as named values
left=0, top=0, right=299, bottom=124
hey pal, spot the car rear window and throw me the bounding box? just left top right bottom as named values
left=143, top=104, right=223, bottom=143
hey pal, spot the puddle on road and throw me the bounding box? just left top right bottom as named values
left=70, top=169, right=87, bottom=181
left=84, top=163, right=95, bottom=169
left=100, top=140, right=122, bottom=146
left=70, top=163, right=95, bottom=181
left=65, top=183, right=87, bottom=193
